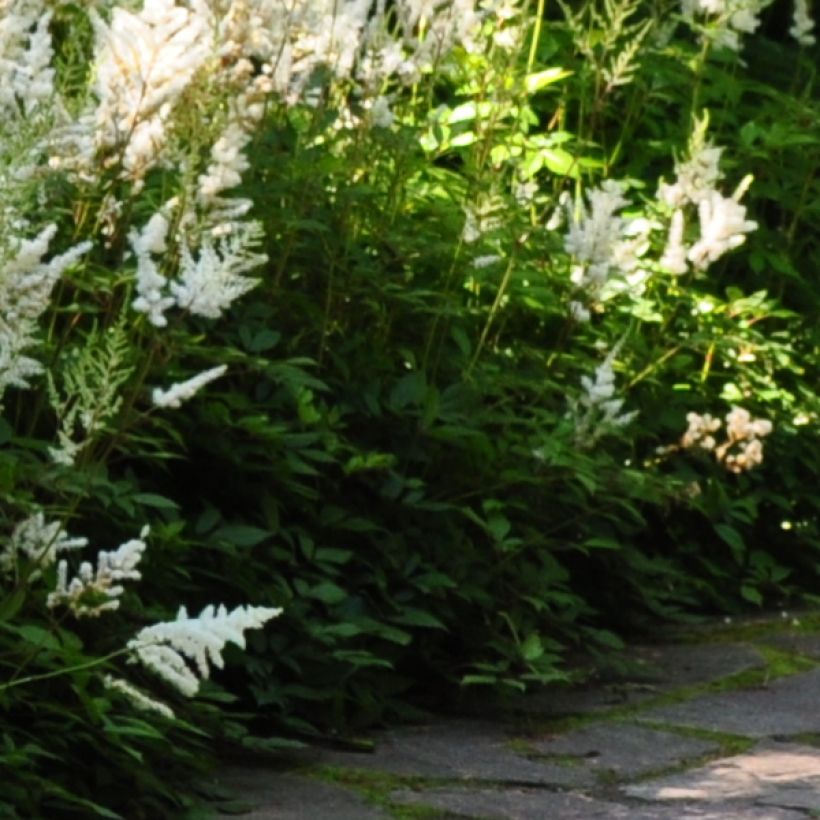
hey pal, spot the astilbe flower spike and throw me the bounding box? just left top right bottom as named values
left=152, top=365, right=228, bottom=408
left=47, top=529, right=149, bottom=617
left=127, top=604, right=283, bottom=697
left=0, top=512, right=88, bottom=576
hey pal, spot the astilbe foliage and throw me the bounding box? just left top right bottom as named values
left=0, top=0, right=818, bottom=813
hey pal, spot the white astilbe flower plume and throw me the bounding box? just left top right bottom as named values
left=687, top=185, right=757, bottom=269
left=170, top=222, right=266, bottom=318
left=89, top=0, right=212, bottom=180
left=129, top=203, right=177, bottom=326
left=0, top=512, right=88, bottom=575
left=0, top=225, right=92, bottom=406
left=47, top=527, right=149, bottom=617
left=658, top=144, right=724, bottom=208
left=680, top=0, right=771, bottom=51
left=0, top=0, right=55, bottom=116
left=152, top=365, right=228, bottom=408
left=567, top=341, right=637, bottom=447
left=659, top=208, right=689, bottom=275
left=563, top=181, right=651, bottom=297
left=127, top=604, right=282, bottom=697
left=790, top=0, right=816, bottom=44
left=104, top=675, right=175, bottom=719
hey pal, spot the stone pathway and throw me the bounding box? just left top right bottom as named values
left=209, top=613, right=820, bottom=818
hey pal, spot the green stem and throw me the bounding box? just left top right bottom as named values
left=2, top=648, right=130, bottom=693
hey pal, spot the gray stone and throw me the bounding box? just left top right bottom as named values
left=624, top=741, right=820, bottom=804
left=758, top=786, right=820, bottom=811
left=212, top=767, right=390, bottom=819
left=317, top=719, right=592, bottom=788
left=389, top=786, right=632, bottom=819
left=529, top=723, right=718, bottom=780
left=637, top=667, right=820, bottom=738
left=389, top=787, right=805, bottom=819
left=521, top=643, right=765, bottom=717
left=763, top=631, right=820, bottom=661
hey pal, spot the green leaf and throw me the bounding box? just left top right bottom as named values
left=17, top=624, right=61, bottom=651
left=740, top=585, right=763, bottom=605
left=131, top=493, right=180, bottom=511
left=306, top=582, right=348, bottom=605
left=390, top=372, right=427, bottom=409
left=461, top=674, right=498, bottom=686
left=392, top=609, right=446, bottom=629
left=521, top=633, right=544, bottom=662
left=0, top=589, right=26, bottom=623
left=525, top=67, right=572, bottom=93
left=715, top=524, right=746, bottom=563
left=212, top=525, right=272, bottom=547
left=541, top=147, right=579, bottom=177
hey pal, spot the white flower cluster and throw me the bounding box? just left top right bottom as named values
left=0, top=0, right=55, bottom=117
left=790, top=0, right=816, bottom=45
left=657, top=120, right=757, bottom=275
left=564, top=181, right=630, bottom=290
left=680, top=0, right=771, bottom=51
left=104, top=675, right=175, bottom=719
left=51, top=0, right=485, bottom=189
left=152, top=365, right=228, bottom=408
left=127, top=603, right=282, bottom=697
left=681, top=411, right=722, bottom=450
left=679, top=406, right=773, bottom=472
left=89, top=0, right=212, bottom=182
left=0, top=512, right=88, bottom=576
left=47, top=528, right=148, bottom=617
left=567, top=343, right=638, bottom=446
left=129, top=205, right=265, bottom=327
left=0, top=225, right=92, bottom=407
left=562, top=182, right=652, bottom=316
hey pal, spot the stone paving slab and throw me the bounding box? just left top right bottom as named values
left=637, top=667, right=820, bottom=738
left=213, top=768, right=390, bottom=819
left=520, top=642, right=764, bottom=717
left=389, top=786, right=808, bottom=819
left=317, top=719, right=592, bottom=788
left=624, top=741, right=820, bottom=805
left=763, top=632, right=820, bottom=661
left=529, top=722, right=719, bottom=780
left=216, top=618, right=820, bottom=819
left=758, top=787, right=820, bottom=812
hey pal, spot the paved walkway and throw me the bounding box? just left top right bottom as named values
left=210, top=613, right=820, bottom=818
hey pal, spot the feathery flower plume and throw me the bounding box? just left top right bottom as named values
left=104, top=675, right=175, bottom=719
left=89, top=0, right=212, bottom=181
left=127, top=604, right=282, bottom=697
left=659, top=209, right=689, bottom=275
left=0, top=225, right=92, bottom=406
left=680, top=0, right=771, bottom=51
left=687, top=186, right=757, bottom=269
left=0, top=0, right=55, bottom=116
left=129, top=208, right=176, bottom=327
left=567, top=341, right=637, bottom=446
left=170, top=225, right=265, bottom=318
left=565, top=181, right=629, bottom=286
left=152, top=365, right=228, bottom=408
left=0, top=512, right=88, bottom=575
left=790, top=0, right=816, bottom=44
left=672, top=407, right=772, bottom=472
left=47, top=528, right=148, bottom=617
